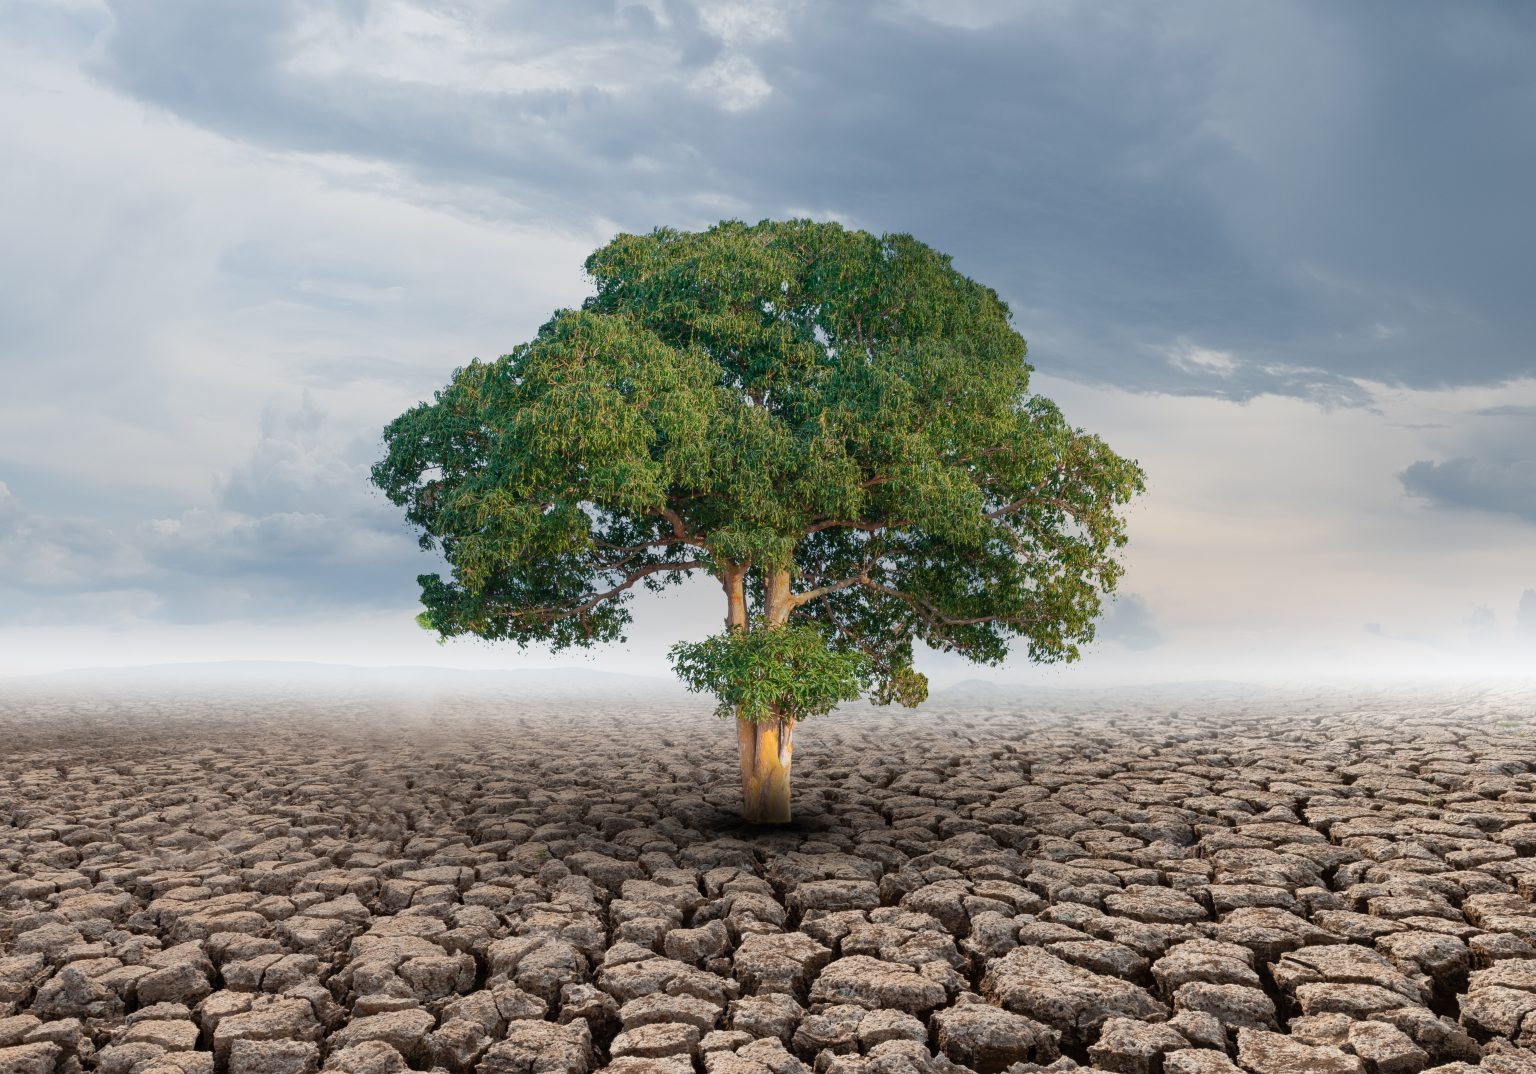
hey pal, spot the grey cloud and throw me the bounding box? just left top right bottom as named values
left=0, top=399, right=430, bottom=626
left=1399, top=457, right=1536, bottom=523
left=0, top=482, right=149, bottom=593
left=1519, top=590, right=1536, bottom=638
left=76, top=0, right=1536, bottom=402
left=1096, top=593, right=1163, bottom=651
left=218, top=395, right=390, bottom=523
left=138, top=396, right=429, bottom=621
left=1467, top=605, right=1499, bottom=647
left=135, top=509, right=423, bottom=622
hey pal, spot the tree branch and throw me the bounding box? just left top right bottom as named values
left=818, top=603, right=891, bottom=667
left=788, top=567, right=871, bottom=610
left=983, top=466, right=1071, bottom=520
left=590, top=534, right=690, bottom=558
left=587, top=506, right=705, bottom=567
left=858, top=577, right=1033, bottom=630
left=491, top=560, right=706, bottom=622
left=804, top=448, right=1009, bottom=534
left=647, top=505, right=702, bottom=544
left=805, top=516, right=910, bottom=535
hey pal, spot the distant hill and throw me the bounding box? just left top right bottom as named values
left=3, top=660, right=693, bottom=698
left=931, top=677, right=1257, bottom=704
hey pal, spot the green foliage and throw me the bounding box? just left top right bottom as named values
left=670, top=622, right=873, bottom=723
left=415, top=609, right=447, bottom=646
left=870, top=665, right=929, bottom=707
left=371, top=218, right=1146, bottom=714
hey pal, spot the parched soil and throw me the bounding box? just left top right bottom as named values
left=4, top=679, right=1536, bottom=1074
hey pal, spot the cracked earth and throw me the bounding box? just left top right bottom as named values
left=4, top=678, right=1536, bottom=1074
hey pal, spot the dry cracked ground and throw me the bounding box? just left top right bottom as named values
left=5, top=676, right=1536, bottom=1074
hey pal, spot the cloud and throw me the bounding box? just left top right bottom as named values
left=0, top=398, right=430, bottom=626
left=219, top=395, right=379, bottom=520
left=70, top=0, right=1536, bottom=402
left=0, top=481, right=149, bottom=595
left=689, top=54, right=774, bottom=112
left=1519, top=590, right=1536, bottom=639
left=1096, top=593, right=1163, bottom=650
left=1466, top=604, right=1499, bottom=647
left=1399, top=457, right=1536, bottom=524
left=137, top=394, right=430, bottom=621
left=1361, top=592, right=1536, bottom=665
left=1159, top=339, right=1237, bottom=377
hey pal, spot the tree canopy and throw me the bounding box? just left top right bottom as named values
left=371, top=218, right=1146, bottom=719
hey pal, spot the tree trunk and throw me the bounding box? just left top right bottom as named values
left=721, top=559, right=748, bottom=632
left=734, top=564, right=797, bottom=823
left=763, top=566, right=794, bottom=627
left=738, top=714, right=794, bottom=824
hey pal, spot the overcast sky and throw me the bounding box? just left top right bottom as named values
left=2, top=0, right=1534, bottom=686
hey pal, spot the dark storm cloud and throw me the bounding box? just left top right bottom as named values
left=84, top=0, right=1536, bottom=402
left=1399, top=457, right=1536, bottom=524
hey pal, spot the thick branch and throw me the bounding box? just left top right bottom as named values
left=788, top=567, right=871, bottom=610
left=649, top=505, right=701, bottom=543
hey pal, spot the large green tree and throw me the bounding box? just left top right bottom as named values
left=372, top=219, right=1145, bottom=823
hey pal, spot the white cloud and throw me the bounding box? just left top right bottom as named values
left=0, top=482, right=150, bottom=593
left=0, top=396, right=425, bottom=626
left=1159, top=338, right=1238, bottom=376
left=696, top=1, right=797, bottom=45
left=283, top=2, right=669, bottom=97
left=689, top=54, right=773, bottom=112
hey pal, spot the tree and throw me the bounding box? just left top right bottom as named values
left=371, top=219, right=1146, bottom=824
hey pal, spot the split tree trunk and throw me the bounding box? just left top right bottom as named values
left=721, top=561, right=799, bottom=824
left=737, top=714, right=794, bottom=824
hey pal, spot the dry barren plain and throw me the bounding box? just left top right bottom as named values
left=5, top=675, right=1536, bottom=1074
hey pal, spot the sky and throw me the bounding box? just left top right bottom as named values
left=2, top=0, right=1534, bottom=687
